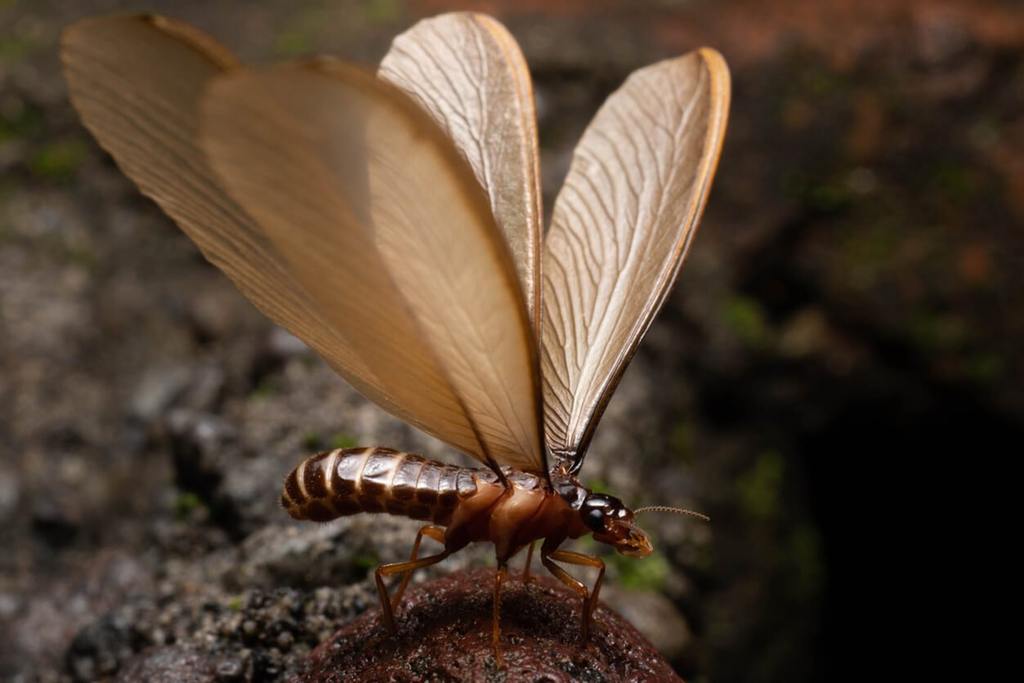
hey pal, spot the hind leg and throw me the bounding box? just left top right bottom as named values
left=374, top=542, right=450, bottom=634
left=391, top=524, right=446, bottom=609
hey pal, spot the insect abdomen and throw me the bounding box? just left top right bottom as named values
left=281, top=447, right=483, bottom=525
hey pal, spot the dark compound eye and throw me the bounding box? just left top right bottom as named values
left=581, top=493, right=626, bottom=532
left=584, top=505, right=605, bottom=532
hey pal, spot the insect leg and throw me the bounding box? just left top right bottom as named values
left=522, top=541, right=535, bottom=582
left=391, top=525, right=446, bottom=609
left=547, top=549, right=605, bottom=635
left=540, top=544, right=605, bottom=641
left=374, top=546, right=451, bottom=634
left=493, top=562, right=508, bottom=668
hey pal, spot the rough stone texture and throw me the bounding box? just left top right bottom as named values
left=116, top=646, right=231, bottom=683
left=295, top=568, right=681, bottom=683
left=3, top=1, right=1024, bottom=682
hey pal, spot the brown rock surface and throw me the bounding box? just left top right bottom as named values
left=294, top=567, right=681, bottom=683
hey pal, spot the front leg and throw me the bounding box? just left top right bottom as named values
left=540, top=541, right=606, bottom=641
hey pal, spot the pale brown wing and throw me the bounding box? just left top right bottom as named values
left=542, top=49, right=730, bottom=472
left=62, top=15, right=544, bottom=474
left=60, top=15, right=389, bottom=406
left=201, top=60, right=544, bottom=473
left=379, top=12, right=543, bottom=332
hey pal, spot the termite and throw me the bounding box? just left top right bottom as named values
left=282, top=447, right=706, bottom=648
left=62, top=9, right=729, bottom=665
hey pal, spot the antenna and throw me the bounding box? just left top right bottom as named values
left=633, top=505, right=710, bottom=522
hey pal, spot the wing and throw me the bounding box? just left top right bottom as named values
left=542, top=48, right=730, bottom=473
left=200, top=60, right=545, bottom=474
left=60, top=15, right=386, bottom=403
left=62, top=16, right=545, bottom=474
left=379, top=12, right=542, bottom=332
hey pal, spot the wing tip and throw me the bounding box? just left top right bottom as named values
left=696, top=47, right=732, bottom=104
left=60, top=13, right=239, bottom=73
left=61, top=13, right=163, bottom=50
left=695, top=47, right=731, bottom=157
left=696, top=46, right=728, bottom=70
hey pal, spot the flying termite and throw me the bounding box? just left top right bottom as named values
left=61, top=11, right=729, bottom=664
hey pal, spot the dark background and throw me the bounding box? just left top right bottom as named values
left=2, top=0, right=1019, bottom=681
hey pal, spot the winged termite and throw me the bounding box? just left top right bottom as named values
left=61, top=11, right=730, bottom=664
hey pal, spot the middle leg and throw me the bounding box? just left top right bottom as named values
left=521, top=541, right=535, bottom=582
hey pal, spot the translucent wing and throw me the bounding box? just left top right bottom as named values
left=379, top=12, right=542, bottom=331
left=201, top=60, right=544, bottom=474
left=62, top=16, right=544, bottom=474
left=542, top=49, right=730, bottom=472
left=60, top=15, right=386, bottom=403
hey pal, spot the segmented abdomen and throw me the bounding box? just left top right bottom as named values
left=281, top=447, right=490, bottom=525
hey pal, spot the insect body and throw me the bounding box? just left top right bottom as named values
left=62, top=10, right=729, bottom=663
left=282, top=447, right=652, bottom=638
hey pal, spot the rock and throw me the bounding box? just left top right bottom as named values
left=132, top=364, right=193, bottom=421
left=233, top=524, right=370, bottom=590
left=0, top=463, right=21, bottom=522
left=30, top=494, right=79, bottom=548
left=115, top=645, right=234, bottom=683
left=295, top=567, right=682, bottom=682
left=165, top=409, right=237, bottom=496
left=267, top=327, right=309, bottom=359
left=183, top=363, right=227, bottom=413
left=600, top=586, right=693, bottom=663
left=66, top=613, right=146, bottom=682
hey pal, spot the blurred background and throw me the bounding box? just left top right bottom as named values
left=1, top=0, right=1020, bottom=681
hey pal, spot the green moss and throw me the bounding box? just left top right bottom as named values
left=669, top=421, right=695, bottom=463
left=251, top=377, right=279, bottom=398
left=781, top=169, right=854, bottom=213
left=800, top=64, right=848, bottom=97
left=908, top=311, right=968, bottom=354
left=273, top=4, right=327, bottom=57
left=0, top=34, right=36, bottom=64
left=0, top=101, right=44, bottom=142
left=574, top=535, right=597, bottom=552
left=366, top=0, right=402, bottom=23
left=352, top=552, right=379, bottom=572
left=966, top=352, right=1004, bottom=384
left=788, top=524, right=824, bottom=597
left=29, top=138, right=88, bottom=182
left=274, top=29, right=313, bottom=57
left=838, top=221, right=901, bottom=290
left=65, top=244, right=98, bottom=270
left=723, top=295, right=770, bottom=349
left=330, top=432, right=359, bottom=449
left=737, top=451, right=784, bottom=521
left=225, top=595, right=244, bottom=611
left=931, top=161, right=978, bottom=206
left=174, top=491, right=203, bottom=518
left=806, top=181, right=854, bottom=212
left=612, top=549, right=670, bottom=592
left=302, top=431, right=323, bottom=451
